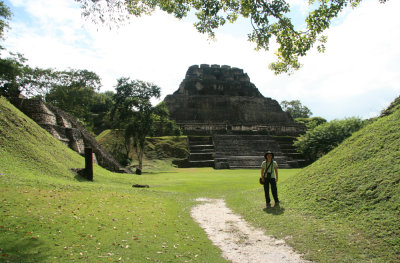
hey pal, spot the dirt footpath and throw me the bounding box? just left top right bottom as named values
left=190, top=198, right=311, bottom=263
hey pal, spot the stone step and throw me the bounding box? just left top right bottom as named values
left=214, top=140, right=277, bottom=144
left=188, top=160, right=215, bottom=167
left=189, top=145, right=214, bottom=150
left=285, top=152, right=303, bottom=159
left=189, top=153, right=214, bottom=161
left=188, top=136, right=213, bottom=143
left=225, top=156, right=287, bottom=167
left=213, top=135, right=275, bottom=140
left=215, top=154, right=286, bottom=159
left=229, top=166, right=260, bottom=169
left=273, top=136, right=296, bottom=142
left=229, top=164, right=292, bottom=169
left=190, top=150, right=215, bottom=154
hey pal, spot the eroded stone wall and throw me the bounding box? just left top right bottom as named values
left=11, top=98, right=124, bottom=173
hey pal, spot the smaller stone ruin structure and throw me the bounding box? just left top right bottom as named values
left=11, top=98, right=124, bottom=173
left=164, top=64, right=306, bottom=168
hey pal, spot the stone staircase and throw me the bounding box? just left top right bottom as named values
left=213, top=135, right=304, bottom=169
left=273, top=136, right=307, bottom=168
left=11, top=98, right=124, bottom=173
left=187, top=136, right=215, bottom=167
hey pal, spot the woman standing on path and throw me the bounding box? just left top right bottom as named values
left=260, top=151, right=279, bottom=208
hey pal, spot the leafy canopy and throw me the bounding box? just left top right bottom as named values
left=76, top=0, right=388, bottom=74
left=295, top=116, right=327, bottom=130
left=0, top=0, right=11, bottom=41
left=281, top=99, right=312, bottom=118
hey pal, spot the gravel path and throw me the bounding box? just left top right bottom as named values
left=190, top=198, right=311, bottom=263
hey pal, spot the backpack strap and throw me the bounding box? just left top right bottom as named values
left=263, top=161, right=273, bottom=177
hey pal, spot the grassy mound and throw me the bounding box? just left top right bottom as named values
left=0, top=97, right=84, bottom=185
left=96, top=129, right=188, bottom=167
left=284, top=102, right=400, bottom=259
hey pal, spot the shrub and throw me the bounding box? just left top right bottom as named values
left=295, top=116, right=327, bottom=130
left=294, top=117, right=364, bottom=162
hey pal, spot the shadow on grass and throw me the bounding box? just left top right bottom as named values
left=263, top=204, right=285, bottom=215
left=141, top=171, right=179, bottom=175
left=71, top=168, right=92, bottom=182
left=0, top=236, right=48, bottom=262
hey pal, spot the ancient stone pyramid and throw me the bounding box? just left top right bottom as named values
left=164, top=64, right=306, bottom=169
left=164, top=64, right=303, bottom=135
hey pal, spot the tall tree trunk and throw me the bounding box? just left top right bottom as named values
left=138, top=147, right=143, bottom=170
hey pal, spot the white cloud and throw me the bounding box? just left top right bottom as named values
left=3, top=0, right=400, bottom=121
left=256, top=0, right=400, bottom=120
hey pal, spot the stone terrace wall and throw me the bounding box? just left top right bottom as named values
left=11, top=98, right=124, bottom=173
left=213, top=135, right=303, bottom=168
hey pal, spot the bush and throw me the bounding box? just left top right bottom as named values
left=294, top=117, right=364, bottom=162
left=295, top=117, right=327, bottom=130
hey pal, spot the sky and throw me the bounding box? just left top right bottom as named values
left=2, top=0, right=400, bottom=121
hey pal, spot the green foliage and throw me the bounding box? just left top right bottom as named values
left=76, top=0, right=386, bottom=74
left=0, top=53, right=107, bottom=133
left=380, top=95, right=400, bottom=117
left=112, top=77, right=161, bottom=170
left=96, top=129, right=130, bottom=165
left=0, top=0, right=11, bottom=40
left=151, top=102, right=182, bottom=137
left=97, top=129, right=188, bottom=166
left=0, top=52, right=29, bottom=97
left=19, top=67, right=57, bottom=98
left=294, top=117, right=364, bottom=162
left=89, top=90, right=115, bottom=134
left=145, top=136, right=188, bottom=159
left=295, top=116, right=327, bottom=130
left=45, top=69, right=101, bottom=118
left=281, top=99, right=313, bottom=118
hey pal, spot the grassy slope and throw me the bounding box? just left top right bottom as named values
left=283, top=104, right=400, bottom=261
left=96, top=129, right=188, bottom=169
left=0, top=97, right=84, bottom=186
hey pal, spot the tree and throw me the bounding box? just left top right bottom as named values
left=295, top=116, right=327, bottom=130
left=112, top=77, right=161, bottom=173
left=90, top=90, right=115, bottom=134
left=0, top=0, right=11, bottom=42
left=281, top=100, right=312, bottom=119
left=45, top=69, right=102, bottom=125
left=19, top=67, right=58, bottom=99
left=294, top=117, right=364, bottom=162
left=76, top=0, right=388, bottom=74
left=0, top=52, right=27, bottom=97
left=151, top=102, right=181, bottom=137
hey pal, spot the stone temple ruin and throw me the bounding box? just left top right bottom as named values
left=11, top=98, right=124, bottom=173
left=164, top=64, right=306, bottom=168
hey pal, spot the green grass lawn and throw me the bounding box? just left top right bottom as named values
left=1, top=166, right=398, bottom=262
left=1, top=97, right=399, bottom=262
